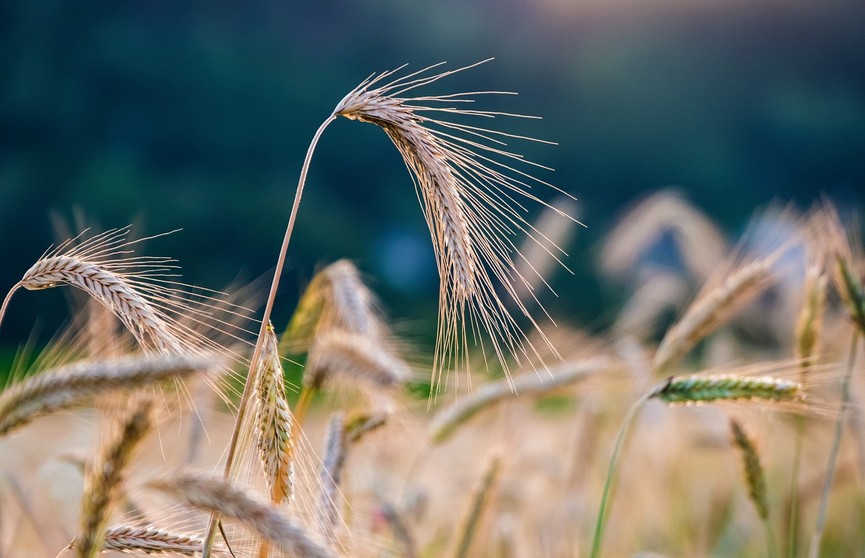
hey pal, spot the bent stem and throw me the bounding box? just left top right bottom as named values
left=589, top=391, right=651, bottom=558
left=808, top=330, right=860, bottom=558
left=0, top=283, right=21, bottom=333
left=201, top=115, right=337, bottom=558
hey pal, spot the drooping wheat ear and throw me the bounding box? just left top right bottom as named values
left=430, top=356, right=609, bottom=442
left=148, top=474, right=335, bottom=558
left=333, top=60, right=577, bottom=390
left=99, top=524, right=229, bottom=556
left=305, top=329, right=409, bottom=392
left=317, top=413, right=347, bottom=548
left=253, top=322, right=294, bottom=506
left=730, top=419, right=769, bottom=521
left=650, top=373, right=803, bottom=405
left=0, top=353, right=217, bottom=437
left=76, top=398, right=153, bottom=558
left=2, top=227, right=184, bottom=353
left=653, top=252, right=781, bottom=373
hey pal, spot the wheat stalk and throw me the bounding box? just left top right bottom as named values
left=149, top=474, right=335, bottom=558
left=650, top=373, right=803, bottom=405
left=76, top=398, right=153, bottom=558
left=202, top=60, right=571, bottom=553
left=0, top=353, right=217, bottom=436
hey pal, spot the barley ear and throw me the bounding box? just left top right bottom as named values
left=253, top=322, right=294, bottom=506
left=650, top=374, right=803, bottom=405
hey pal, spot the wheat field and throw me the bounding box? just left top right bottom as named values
left=1, top=62, right=864, bottom=558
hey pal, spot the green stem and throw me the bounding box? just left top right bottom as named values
left=787, top=421, right=803, bottom=558
left=808, top=330, right=860, bottom=558
left=764, top=514, right=778, bottom=558
left=589, top=392, right=651, bottom=558
left=200, top=115, right=336, bottom=558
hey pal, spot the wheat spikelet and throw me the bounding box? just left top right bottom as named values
left=317, top=413, right=347, bottom=548
left=101, top=524, right=228, bottom=556
left=653, top=254, right=779, bottom=373
left=730, top=419, right=769, bottom=521
left=253, top=322, right=294, bottom=506
left=651, top=373, right=803, bottom=404
left=76, top=398, right=153, bottom=558
left=0, top=353, right=217, bottom=436
left=333, top=60, right=576, bottom=390
left=148, top=474, right=335, bottom=558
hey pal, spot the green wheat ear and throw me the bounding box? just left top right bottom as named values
left=651, top=374, right=803, bottom=405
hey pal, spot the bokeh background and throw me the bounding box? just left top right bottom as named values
left=2, top=0, right=864, bottom=353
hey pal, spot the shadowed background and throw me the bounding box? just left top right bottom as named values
left=1, top=0, right=863, bottom=352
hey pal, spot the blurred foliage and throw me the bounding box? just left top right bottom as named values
left=1, top=0, right=864, bottom=348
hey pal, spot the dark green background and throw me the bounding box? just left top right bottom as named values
left=2, top=0, right=863, bottom=354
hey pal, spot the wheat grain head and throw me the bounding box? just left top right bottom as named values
left=332, top=60, right=577, bottom=392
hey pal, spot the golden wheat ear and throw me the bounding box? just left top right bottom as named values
left=332, top=60, right=580, bottom=392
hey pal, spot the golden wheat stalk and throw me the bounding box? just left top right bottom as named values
left=253, top=322, right=294, bottom=506
left=203, top=60, right=572, bottom=553
left=76, top=398, right=153, bottom=558
left=149, top=474, right=335, bottom=558
left=650, top=373, right=803, bottom=404
left=0, top=353, right=216, bottom=436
